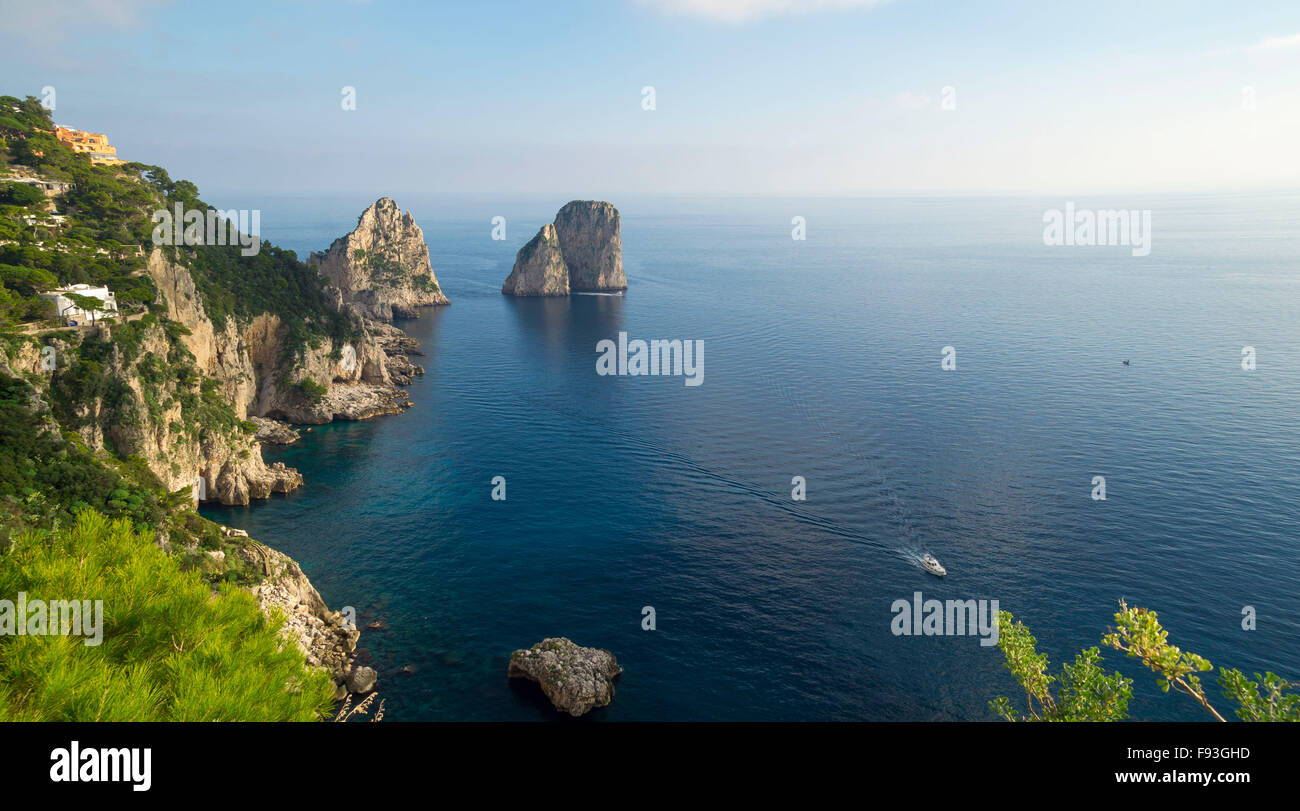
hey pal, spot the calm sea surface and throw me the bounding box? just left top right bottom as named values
left=203, top=192, right=1300, bottom=720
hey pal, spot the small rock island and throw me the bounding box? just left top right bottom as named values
left=508, top=637, right=623, bottom=716
left=502, top=200, right=626, bottom=296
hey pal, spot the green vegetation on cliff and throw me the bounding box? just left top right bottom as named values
left=0, top=510, right=335, bottom=720
left=0, top=371, right=164, bottom=531
left=0, top=92, right=368, bottom=720
left=0, top=95, right=360, bottom=361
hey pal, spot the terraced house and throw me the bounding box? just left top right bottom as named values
left=53, top=125, right=125, bottom=166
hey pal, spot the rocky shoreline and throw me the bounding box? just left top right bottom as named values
left=232, top=531, right=365, bottom=699
left=194, top=198, right=450, bottom=700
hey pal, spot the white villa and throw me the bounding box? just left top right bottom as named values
left=38, top=284, right=119, bottom=324
left=5, top=175, right=71, bottom=197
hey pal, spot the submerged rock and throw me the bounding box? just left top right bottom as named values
left=346, top=665, right=378, bottom=694
left=501, top=223, right=569, bottom=296
left=507, top=637, right=622, bottom=716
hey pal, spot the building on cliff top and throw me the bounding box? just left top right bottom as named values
left=38, top=284, right=118, bottom=324
left=54, top=126, right=126, bottom=166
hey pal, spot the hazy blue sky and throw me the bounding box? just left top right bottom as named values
left=2, top=0, right=1298, bottom=196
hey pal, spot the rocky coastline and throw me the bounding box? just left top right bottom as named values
left=140, top=198, right=624, bottom=707
left=141, top=197, right=445, bottom=699
left=232, top=530, right=364, bottom=699
left=220, top=198, right=446, bottom=698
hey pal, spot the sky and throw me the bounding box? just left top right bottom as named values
left=1, top=0, right=1298, bottom=197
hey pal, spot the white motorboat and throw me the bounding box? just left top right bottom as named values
left=921, top=554, right=946, bottom=576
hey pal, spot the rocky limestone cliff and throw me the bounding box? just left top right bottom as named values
left=145, top=244, right=422, bottom=441
left=25, top=314, right=300, bottom=507
left=554, top=200, right=625, bottom=291
left=308, top=198, right=449, bottom=321
left=501, top=223, right=570, bottom=296
left=501, top=201, right=624, bottom=296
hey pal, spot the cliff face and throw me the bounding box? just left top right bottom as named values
left=33, top=313, right=302, bottom=506
left=308, top=197, right=449, bottom=321
left=0, top=109, right=387, bottom=709
left=9, top=251, right=424, bottom=508
left=501, top=223, right=570, bottom=296
left=501, top=201, right=624, bottom=296
left=146, top=249, right=257, bottom=417
left=554, top=201, right=625, bottom=291
left=139, top=247, right=421, bottom=501
left=147, top=245, right=421, bottom=423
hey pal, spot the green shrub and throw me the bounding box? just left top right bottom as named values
left=0, top=510, right=334, bottom=720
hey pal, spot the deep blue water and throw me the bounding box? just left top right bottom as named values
left=203, top=192, right=1300, bottom=721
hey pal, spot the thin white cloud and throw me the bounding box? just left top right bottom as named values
left=0, top=0, right=169, bottom=37
left=634, top=0, right=889, bottom=24
left=1207, top=31, right=1300, bottom=56
left=1249, top=32, right=1300, bottom=51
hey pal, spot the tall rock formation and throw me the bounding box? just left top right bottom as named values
left=554, top=200, right=625, bottom=291
left=500, top=201, right=625, bottom=296
left=500, top=224, right=569, bottom=296
left=309, top=198, right=449, bottom=321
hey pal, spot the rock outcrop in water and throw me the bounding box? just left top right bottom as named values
left=554, top=200, right=625, bottom=291
left=501, top=223, right=569, bottom=296
left=501, top=201, right=624, bottom=296
left=310, top=197, right=449, bottom=320
left=508, top=637, right=622, bottom=716
left=249, top=416, right=300, bottom=445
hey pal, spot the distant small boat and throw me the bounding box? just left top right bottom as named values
left=921, top=554, right=946, bottom=576
left=1122, top=359, right=1130, bottom=366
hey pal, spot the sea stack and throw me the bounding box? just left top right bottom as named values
left=310, top=197, right=449, bottom=320
left=500, top=223, right=570, bottom=296
left=553, top=200, right=625, bottom=291
left=501, top=200, right=625, bottom=296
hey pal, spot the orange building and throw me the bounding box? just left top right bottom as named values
left=54, top=125, right=126, bottom=166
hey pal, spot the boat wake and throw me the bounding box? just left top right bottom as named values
left=755, top=373, right=937, bottom=570
left=517, top=378, right=937, bottom=572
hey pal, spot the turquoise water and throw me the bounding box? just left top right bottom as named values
left=203, top=192, right=1300, bottom=720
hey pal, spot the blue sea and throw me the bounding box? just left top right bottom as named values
left=202, top=192, right=1300, bottom=721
